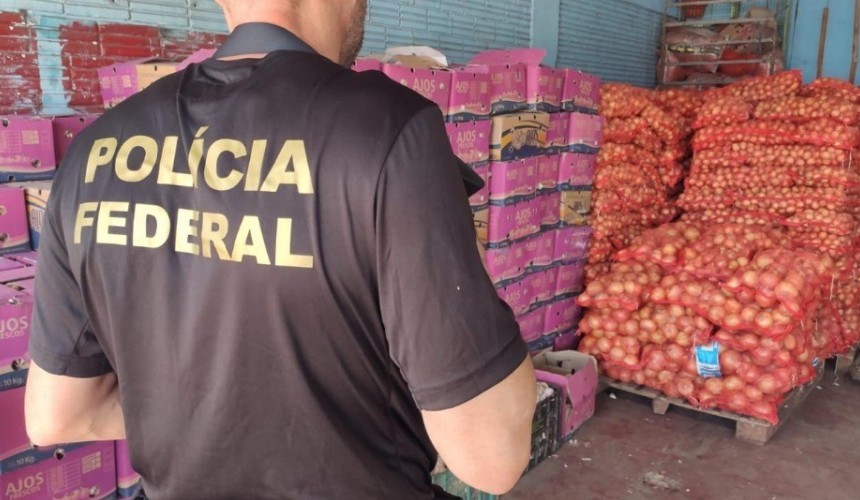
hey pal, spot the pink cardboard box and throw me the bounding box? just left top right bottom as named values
left=469, top=162, right=489, bottom=208
left=383, top=63, right=453, bottom=116
left=554, top=226, right=592, bottom=263
left=555, top=260, right=586, bottom=296
left=485, top=243, right=528, bottom=285
left=497, top=277, right=532, bottom=316
left=0, top=282, right=34, bottom=366
left=568, top=112, right=605, bottom=153
left=448, top=66, right=491, bottom=122
left=546, top=114, right=570, bottom=154
left=98, top=58, right=179, bottom=108
left=446, top=120, right=491, bottom=164
left=17, top=180, right=51, bottom=250
left=487, top=198, right=541, bottom=246
left=516, top=306, right=545, bottom=343
left=52, top=115, right=99, bottom=164
left=558, top=152, right=597, bottom=188
left=543, top=298, right=583, bottom=335
left=0, top=117, right=57, bottom=182
left=538, top=191, right=561, bottom=228
left=1, top=441, right=117, bottom=500
left=489, top=158, right=537, bottom=203
left=0, top=187, right=30, bottom=254
left=115, top=440, right=142, bottom=498
left=534, top=350, right=598, bottom=442
left=468, top=50, right=529, bottom=115
left=536, top=154, right=559, bottom=192
left=561, top=69, right=601, bottom=114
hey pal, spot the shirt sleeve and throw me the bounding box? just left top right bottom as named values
left=376, top=106, right=528, bottom=411
left=29, top=192, right=113, bottom=378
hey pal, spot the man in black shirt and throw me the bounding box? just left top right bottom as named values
left=24, top=1, right=536, bottom=498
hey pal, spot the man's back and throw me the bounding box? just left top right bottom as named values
left=31, top=50, right=526, bottom=498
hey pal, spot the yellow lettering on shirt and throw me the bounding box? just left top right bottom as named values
left=74, top=202, right=100, bottom=243
left=157, top=136, right=195, bottom=188
left=96, top=202, right=130, bottom=246
left=132, top=204, right=171, bottom=248
left=85, top=138, right=118, bottom=183
left=275, top=218, right=313, bottom=269
left=261, top=140, right=314, bottom=194
left=232, top=216, right=271, bottom=265
left=175, top=209, right=200, bottom=255
left=116, top=136, right=157, bottom=183
left=200, top=212, right=232, bottom=260
left=204, top=139, right=246, bottom=191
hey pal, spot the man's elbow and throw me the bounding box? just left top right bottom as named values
left=477, top=440, right=531, bottom=495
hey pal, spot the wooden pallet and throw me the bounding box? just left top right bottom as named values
left=600, top=366, right=823, bottom=446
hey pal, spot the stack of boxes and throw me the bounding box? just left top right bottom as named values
left=467, top=50, right=603, bottom=353
left=360, top=48, right=603, bottom=352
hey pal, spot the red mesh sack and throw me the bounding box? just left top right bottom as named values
left=754, top=95, right=860, bottom=126
left=704, top=70, right=803, bottom=103
left=693, top=97, right=753, bottom=129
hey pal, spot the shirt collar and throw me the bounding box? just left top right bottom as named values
left=214, top=22, right=317, bottom=59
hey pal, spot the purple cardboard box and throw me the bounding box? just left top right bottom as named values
left=176, top=48, right=216, bottom=71
left=489, top=158, right=537, bottom=203
left=0, top=257, right=25, bottom=272
left=529, top=230, right=556, bottom=269
left=546, top=113, right=570, bottom=154
left=516, top=306, right=545, bottom=343
left=561, top=69, right=601, bottom=114
left=558, top=152, right=596, bottom=188
left=1, top=441, right=117, bottom=500
left=567, top=112, right=605, bottom=153
left=6, top=251, right=37, bottom=267
left=445, top=120, right=491, bottom=164
left=0, top=187, right=30, bottom=254
left=554, top=226, right=592, bottom=263
left=538, top=191, right=561, bottom=228
left=98, top=58, right=179, bottom=108
left=383, top=63, right=453, bottom=116
left=536, top=154, right=560, bottom=192
left=352, top=57, right=383, bottom=73
left=0, top=117, right=56, bottom=182
left=544, top=298, right=583, bottom=335
left=448, top=66, right=491, bottom=122
left=553, top=330, right=582, bottom=352
left=468, top=50, right=529, bottom=115
left=468, top=162, right=490, bottom=209
left=534, top=350, right=598, bottom=442
left=485, top=243, right=528, bottom=285
left=555, top=260, right=586, bottom=296
left=0, top=372, right=29, bottom=461
left=0, top=282, right=34, bottom=368
left=488, top=198, right=541, bottom=246
left=497, top=277, right=532, bottom=316
left=51, top=115, right=99, bottom=164
left=530, top=266, right=560, bottom=305
left=115, top=440, right=143, bottom=498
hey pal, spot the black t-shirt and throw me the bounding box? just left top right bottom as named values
left=30, top=49, right=526, bottom=499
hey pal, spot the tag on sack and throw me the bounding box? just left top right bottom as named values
left=695, top=341, right=722, bottom=379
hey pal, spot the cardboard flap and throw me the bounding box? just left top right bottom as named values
left=470, top=48, right=547, bottom=66
left=384, top=46, right=448, bottom=67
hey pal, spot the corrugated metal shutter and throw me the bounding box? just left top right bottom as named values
left=557, top=0, right=662, bottom=87
left=364, top=0, right=532, bottom=64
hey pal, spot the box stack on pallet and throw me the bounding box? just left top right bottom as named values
left=362, top=47, right=603, bottom=480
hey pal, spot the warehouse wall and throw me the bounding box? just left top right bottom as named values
left=557, top=0, right=664, bottom=88
left=786, top=0, right=858, bottom=83
left=1, top=0, right=667, bottom=115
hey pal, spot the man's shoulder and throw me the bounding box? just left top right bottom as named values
left=322, top=67, right=439, bottom=129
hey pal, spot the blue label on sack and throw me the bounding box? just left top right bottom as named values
left=695, top=342, right=722, bottom=379
left=812, top=357, right=822, bottom=367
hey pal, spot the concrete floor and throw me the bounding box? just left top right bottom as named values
left=506, top=366, right=859, bottom=500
